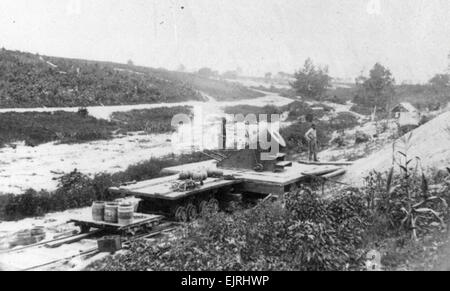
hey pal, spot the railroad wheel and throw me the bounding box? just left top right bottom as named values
left=208, top=198, right=220, bottom=214
left=174, top=206, right=188, bottom=222
left=198, top=200, right=209, bottom=217
left=80, top=225, right=91, bottom=234
left=186, top=203, right=198, bottom=221
left=290, top=183, right=299, bottom=193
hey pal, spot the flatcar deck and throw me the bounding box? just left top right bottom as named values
left=69, top=213, right=164, bottom=232
left=110, top=175, right=240, bottom=201
left=161, top=160, right=343, bottom=194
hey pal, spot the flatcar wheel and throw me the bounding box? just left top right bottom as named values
left=186, top=203, right=198, bottom=221
left=199, top=200, right=209, bottom=216
left=290, top=183, right=299, bottom=193
left=208, top=198, right=220, bottom=214
left=175, top=206, right=188, bottom=222
left=80, top=225, right=91, bottom=234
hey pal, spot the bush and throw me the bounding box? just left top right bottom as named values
left=77, top=107, right=89, bottom=118
left=0, top=111, right=115, bottom=147
left=355, top=131, right=371, bottom=144
left=329, top=112, right=359, bottom=131
left=111, top=106, right=193, bottom=134
left=350, top=104, right=373, bottom=115
left=89, top=188, right=370, bottom=271
left=281, top=101, right=314, bottom=121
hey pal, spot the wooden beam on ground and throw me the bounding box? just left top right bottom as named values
left=45, top=230, right=100, bottom=249
left=302, top=168, right=340, bottom=176
left=322, top=169, right=347, bottom=179
left=298, top=160, right=353, bottom=166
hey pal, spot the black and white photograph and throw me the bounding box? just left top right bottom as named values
left=0, top=0, right=450, bottom=274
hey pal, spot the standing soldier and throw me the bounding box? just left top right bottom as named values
left=220, top=117, right=227, bottom=149
left=305, top=124, right=319, bottom=162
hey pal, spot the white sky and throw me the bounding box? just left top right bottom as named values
left=1, top=0, right=450, bottom=82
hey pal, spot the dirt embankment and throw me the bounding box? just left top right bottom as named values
left=343, top=111, right=450, bottom=185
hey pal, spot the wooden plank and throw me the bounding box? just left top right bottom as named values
left=120, top=160, right=344, bottom=199
left=23, top=248, right=99, bottom=271
left=132, top=179, right=239, bottom=201
left=302, top=168, right=339, bottom=176
left=161, top=160, right=217, bottom=175
left=298, top=160, right=353, bottom=166
left=236, top=181, right=285, bottom=195
left=45, top=230, right=100, bottom=248
left=69, top=214, right=163, bottom=231
left=322, top=169, right=346, bottom=179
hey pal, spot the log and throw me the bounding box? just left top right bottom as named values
left=45, top=230, right=100, bottom=248
left=23, top=248, right=99, bottom=271
left=298, top=160, right=353, bottom=166
left=302, top=168, right=340, bottom=176
left=322, top=169, right=347, bottom=179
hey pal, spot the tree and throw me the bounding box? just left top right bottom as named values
left=354, top=63, right=395, bottom=111
left=265, top=72, right=272, bottom=80
left=291, top=58, right=331, bottom=100
left=177, top=64, right=186, bottom=72
left=127, top=59, right=134, bottom=66
left=429, top=74, right=449, bottom=88
left=198, top=67, right=214, bottom=78
left=222, top=70, right=238, bottom=79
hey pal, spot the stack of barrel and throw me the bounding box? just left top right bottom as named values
left=92, top=200, right=134, bottom=225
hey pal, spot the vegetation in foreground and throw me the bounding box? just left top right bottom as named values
left=0, top=106, right=192, bottom=147
left=88, top=144, right=450, bottom=271
left=0, top=152, right=208, bottom=221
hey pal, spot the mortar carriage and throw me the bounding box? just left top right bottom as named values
left=107, top=127, right=346, bottom=222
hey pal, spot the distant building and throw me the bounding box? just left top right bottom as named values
left=391, top=102, right=421, bottom=128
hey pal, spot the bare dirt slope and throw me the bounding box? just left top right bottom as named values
left=343, top=111, right=450, bottom=186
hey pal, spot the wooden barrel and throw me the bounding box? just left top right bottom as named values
left=118, top=203, right=134, bottom=225
left=92, top=201, right=106, bottom=221
left=104, top=202, right=119, bottom=223
left=16, top=230, right=35, bottom=246
left=31, top=226, right=45, bottom=236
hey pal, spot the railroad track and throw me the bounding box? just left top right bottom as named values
left=3, top=196, right=266, bottom=271
left=0, top=231, right=99, bottom=255
left=2, top=221, right=180, bottom=271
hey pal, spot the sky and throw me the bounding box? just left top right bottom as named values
left=1, top=0, right=450, bottom=83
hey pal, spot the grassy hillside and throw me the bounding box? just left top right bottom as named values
left=0, top=49, right=261, bottom=108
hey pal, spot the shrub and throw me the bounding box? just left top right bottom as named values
left=77, top=107, right=89, bottom=118
left=0, top=111, right=115, bottom=147
left=350, top=104, right=373, bottom=115
left=111, top=106, right=193, bottom=134
left=285, top=187, right=327, bottom=222
left=329, top=112, right=359, bottom=131
left=281, top=101, right=315, bottom=121
left=89, top=188, right=370, bottom=271
left=355, top=131, right=371, bottom=144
